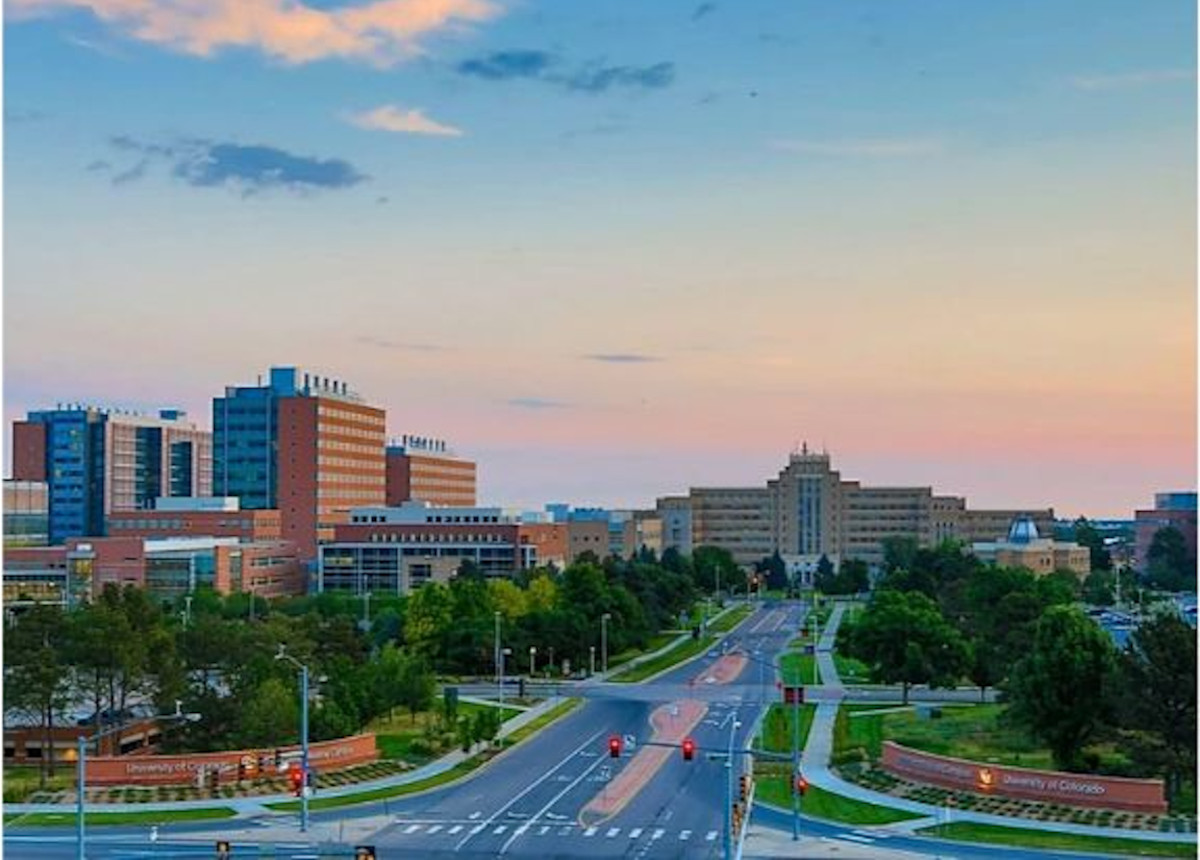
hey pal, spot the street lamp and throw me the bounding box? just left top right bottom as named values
left=589, top=645, right=596, bottom=676
left=529, top=646, right=537, bottom=677
left=498, top=647, right=512, bottom=710
left=724, top=715, right=742, bottom=860
left=275, top=645, right=312, bottom=833
left=601, top=613, right=612, bottom=674
left=77, top=701, right=200, bottom=860
left=494, top=611, right=502, bottom=690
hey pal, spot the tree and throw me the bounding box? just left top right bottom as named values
left=1116, top=613, right=1197, bottom=802
left=6, top=605, right=72, bottom=786
left=1082, top=570, right=1115, bottom=606
left=239, top=677, right=299, bottom=748
left=404, top=583, right=453, bottom=660
left=882, top=536, right=920, bottom=574
left=397, top=654, right=436, bottom=724
left=840, top=590, right=970, bottom=704
left=814, top=555, right=835, bottom=593
left=832, top=559, right=870, bottom=595
left=758, top=552, right=789, bottom=591
left=1007, top=606, right=1118, bottom=769
left=1147, top=527, right=1194, bottom=592
left=1073, top=518, right=1112, bottom=572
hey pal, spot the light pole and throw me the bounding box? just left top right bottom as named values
left=601, top=613, right=611, bottom=674
left=724, top=713, right=742, bottom=860
left=529, top=646, right=537, bottom=677
left=360, top=590, right=372, bottom=632
left=494, top=611, right=502, bottom=690
left=77, top=702, right=200, bottom=860
left=182, top=594, right=193, bottom=628
left=589, top=645, right=596, bottom=676
left=275, top=645, right=311, bottom=833
left=498, top=647, right=512, bottom=710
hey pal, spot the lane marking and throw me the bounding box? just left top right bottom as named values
left=706, top=830, right=718, bottom=841
left=469, top=812, right=482, bottom=820
left=584, top=826, right=598, bottom=837
left=497, top=741, right=611, bottom=854
left=841, top=834, right=875, bottom=844
left=403, top=824, right=421, bottom=834
left=447, top=825, right=463, bottom=835
left=606, top=827, right=620, bottom=838
left=426, top=825, right=442, bottom=834
left=679, top=830, right=692, bottom=841
left=454, top=726, right=605, bottom=852
left=651, top=828, right=665, bottom=840
left=538, top=826, right=550, bottom=836
left=493, top=825, right=508, bottom=835
left=629, top=827, right=643, bottom=838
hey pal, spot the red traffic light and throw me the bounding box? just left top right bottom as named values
left=608, top=736, right=622, bottom=758
left=682, top=738, right=696, bottom=761
left=795, top=774, right=809, bottom=796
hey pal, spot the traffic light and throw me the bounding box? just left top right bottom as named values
left=681, top=737, right=695, bottom=761
left=216, top=839, right=231, bottom=859
left=608, top=736, right=622, bottom=758
left=288, top=763, right=303, bottom=796
left=739, top=774, right=750, bottom=802
left=795, top=774, right=809, bottom=797
left=354, top=846, right=376, bottom=860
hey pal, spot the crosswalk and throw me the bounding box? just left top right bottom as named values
left=820, top=830, right=893, bottom=847
left=392, top=820, right=722, bottom=844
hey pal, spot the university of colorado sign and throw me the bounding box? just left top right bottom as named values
left=881, top=742, right=1166, bottom=813
left=85, top=734, right=378, bottom=786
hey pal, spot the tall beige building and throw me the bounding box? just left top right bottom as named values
left=656, top=447, right=1055, bottom=569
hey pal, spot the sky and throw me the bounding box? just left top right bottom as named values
left=3, top=0, right=1196, bottom=518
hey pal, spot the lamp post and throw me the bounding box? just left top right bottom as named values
left=77, top=702, right=200, bottom=860
left=499, top=647, right=512, bottom=710
left=275, top=645, right=311, bottom=833
left=529, top=646, right=537, bottom=677
left=589, top=645, right=596, bottom=676
left=601, top=613, right=611, bottom=674
left=724, top=714, right=741, bottom=860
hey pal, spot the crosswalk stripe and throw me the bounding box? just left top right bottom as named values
left=469, top=812, right=482, bottom=820
left=493, top=825, right=507, bottom=835
left=628, top=828, right=643, bottom=838
left=706, top=831, right=718, bottom=841
left=841, top=834, right=874, bottom=844
left=606, top=828, right=620, bottom=838
left=854, top=829, right=888, bottom=839
left=680, top=830, right=692, bottom=841
left=447, top=825, right=463, bottom=835
left=538, top=826, right=550, bottom=836
left=584, top=826, right=598, bottom=837
left=651, top=828, right=665, bottom=840
left=403, top=824, right=421, bottom=834
left=426, top=825, right=442, bottom=834
left=470, top=824, right=485, bottom=835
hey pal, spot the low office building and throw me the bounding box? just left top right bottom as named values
left=106, top=497, right=283, bottom=542
left=972, top=517, right=1091, bottom=577
left=3, top=480, right=49, bottom=548
left=3, top=545, right=74, bottom=607
left=1134, top=492, right=1198, bottom=573
left=318, top=503, right=537, bottom=595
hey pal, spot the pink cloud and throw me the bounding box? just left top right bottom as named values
left=8, top=0, right=501, bottom=65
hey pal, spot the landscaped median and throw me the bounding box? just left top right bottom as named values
left=609, top=635, right=718, bottom=683
left=918, top=821, right=1200, bottom=858
left=4, top=807, right=237, bottom=827
left=265, top=698, right=581, bottom=813
left=707, top=603, right=753, bottom=634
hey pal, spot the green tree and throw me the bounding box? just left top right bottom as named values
left=239, top=677, right=299, bottom=748
left=1073, top=518, right=1113, bottom=572
left=1116, top=613, right=1197, bottom=802
left=882, top=536, right=920, bottom=574
left=397, top=654, right=436, bottom=724
left=814, top=555, right=835, bottom=593
left=1082, top=570, right=1116, bottom=606
left=1007, top=606, right=1118, bottom=769
left=840, top=590, right=970, bottom=703
left=404, top=583, right=453, bottom=660
left=1147, top=527, right=1194, bottom=592
left=5, top=605, right=72, bottom=785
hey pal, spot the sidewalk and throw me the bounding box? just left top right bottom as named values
left=769, top=601, right=1197, bottom=844
left=5, top=697, right=567, bottom=818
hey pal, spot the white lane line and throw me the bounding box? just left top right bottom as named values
left=606, top=827, right=620, bottom=838
left=706, top=830, right=718, bottom=841
left=679, top=830, right=692, bottom=841
left=493, top=825, right=508, bottom=835
left=584, top=826, right=598, bottom=837
left=497, top=743, right=610, bottom=855
left=468, top=811, right=482, bottom=820
left=537, top=826, right=550, bottom=836
left=448, top=825, right=463, bottom=835
left=629, top=827, right=643, bottom=839
left=840, top=834, right=875, bottom=844
left=651, top=828, right=665, bottom=840
left=403, top=824, right=421, bottom=834
left=454, top=726, right=605, bottom=852
left=853, top=829, right=883, bottom=838
left=426, top=825, right=443, bottom=834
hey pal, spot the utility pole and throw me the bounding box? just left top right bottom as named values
left=724, top=713, right=741, bottom=860
left=494, top=612, right=501, bottom=690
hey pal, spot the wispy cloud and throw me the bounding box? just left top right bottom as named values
left=5, top=108, right=48, bottom=124
left=357, top=336, right=445, bottom=352
left=583, top=353, right=662, bottom=364
left=508, top=397, right=571, bottom=410
left=64, top=32, right=127, bottom=58
left=1070, top=69, right=1194, bottom=91
left=103, top=136, right=367, bottom=195
left=770, top=138, right=943, bottom=157
left=457, top=49, right=675, bottom=94
left=692, top=3, right=716, bottom=22
left=9, top=0, right=501, bottom=66
left=345, top=104, right=462, bottom=136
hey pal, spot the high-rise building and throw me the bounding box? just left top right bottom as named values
left=657, top=446, right=1056, bottom=568
left=213, top=368, right=386, bottom=559
left=11, top=406, right=211, bottom=544
left=385, top=435, right=477, bottom=507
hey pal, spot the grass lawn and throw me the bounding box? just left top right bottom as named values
left=268, top=699, right=580, bottom=812
left=608, top=632, right=678, bottom=669
left=5, top=808, right=237, bottom=827
left=3, top=766, right=74, bottom=803
left=611, top=635, right=717, bottom=683
left=832, top=654, right=872, bottom=684
left=755, top=779, right=922, bottom=825
left=708, top=604, right=754, bottom=633
left=371, top=702, right=522, bottom=763
left=780, top=652, right=819, bottom=686
left=919, top=822, right=1199, bottom=858
left=757, top=704, right=815, bottom=754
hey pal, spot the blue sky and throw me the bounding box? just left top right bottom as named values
left=4, top=0, right=1196, bottom=516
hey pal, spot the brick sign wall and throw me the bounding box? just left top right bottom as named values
left=84, top=733, right=377, bottom=786
left=881, top=741, right=1166, bottom=813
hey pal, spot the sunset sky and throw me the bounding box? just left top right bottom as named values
left=4, top=0, right=1196, bottom=517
